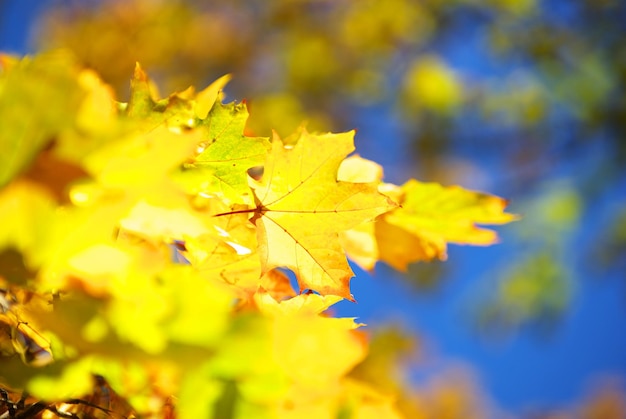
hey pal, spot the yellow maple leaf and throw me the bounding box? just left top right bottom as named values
left=378, top=179, right=518, bottom=270
left=249, top=129, right=396, bottom=299
left=182, top=200, right=262, bottom=295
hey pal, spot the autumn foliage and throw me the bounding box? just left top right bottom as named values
left=0, top=52, right=516, bottom=418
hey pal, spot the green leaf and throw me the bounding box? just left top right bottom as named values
left=124, top=63, right=196, bottom=132
left=125, top=63, right=157, bottom=119
left=181, top=102, right=270, bottom=204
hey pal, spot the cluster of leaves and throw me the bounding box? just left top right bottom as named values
left=30, top=0, right=626, bottom=331
left=0, top=51, right=515, bottom=418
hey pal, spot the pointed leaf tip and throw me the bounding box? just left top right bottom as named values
left=133, top=62, right=148, bottom=81
left=195, top=74, right=231, bottom=119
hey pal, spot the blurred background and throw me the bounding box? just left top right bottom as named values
left=1, top=0, right=625, bottom=416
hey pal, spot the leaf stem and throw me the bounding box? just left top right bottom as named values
left=212, top=208, right=258, bottom=217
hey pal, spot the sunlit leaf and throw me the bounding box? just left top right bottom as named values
left=377, top=180, right=518, bottom=270
left=195, top=74, right=231, bottom=119
left=125, top=62, right=160, bottom=119
left=251, top=129, right=396, bottom=299
left=180, top=199, right=262, bottom=295
left=183, top=101, right=271, bottom=204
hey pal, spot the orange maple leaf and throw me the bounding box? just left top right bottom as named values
left=249, top=129, right=396, bottom=300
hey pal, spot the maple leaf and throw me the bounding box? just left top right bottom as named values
left=124, top=63, right=226, bottom=132
left=125, top=63, right=161, bottom=120
left=180, top=101, right=270, bottom=204
left=194, top=74, right=231, bottom=119
left=377, top=179, right=518, bottom=270
left=180, top=199, right=263, bottom=295
left=336, top=156, right=518, bottom=271
left=123, top=68, right=264, bottom=205
left=249, top=129, right=396, bottom=300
